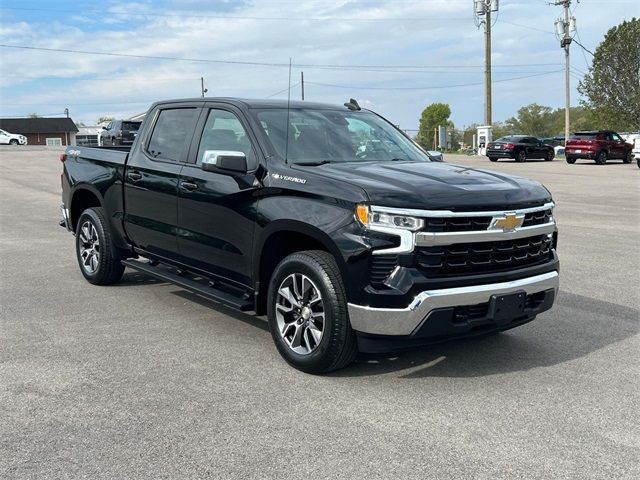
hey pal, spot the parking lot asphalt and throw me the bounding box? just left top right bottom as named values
left=1, top=148, right=638, bottom=479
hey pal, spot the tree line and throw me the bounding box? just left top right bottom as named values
left=415, top=18, right=639, bottom=150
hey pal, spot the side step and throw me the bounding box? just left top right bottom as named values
left=122, top=260, right=253, bottom=312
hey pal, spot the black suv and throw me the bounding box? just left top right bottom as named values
left=100, top=119, right=142, bottom=146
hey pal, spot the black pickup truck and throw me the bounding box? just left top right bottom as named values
left=60, top=98, right=559, bottom=373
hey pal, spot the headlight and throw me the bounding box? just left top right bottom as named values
left=356, top=204, right=424, bottom=231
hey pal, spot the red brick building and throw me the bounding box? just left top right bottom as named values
left=0, top=118, right=79, bottom=146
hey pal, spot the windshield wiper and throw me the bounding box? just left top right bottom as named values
left=293, top=160, right=332, bottom=166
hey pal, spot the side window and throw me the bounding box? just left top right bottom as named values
left=196, top=109, right=257, bottom=169
left=147, top=108, right=198, bottom=162
left=611, top=133, right=622, bottom=142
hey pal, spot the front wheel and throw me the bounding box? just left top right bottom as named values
left=75, top=207, right=125, bottom=285
left=267, top=250, right=357, bottom=374
left=623, top=151, right=633, bottom=164
left=545, top=150, right=555, bottom=161
left=9, top=139, right=18, bottom=145
left=488, top=157, right=498, bottom=162
left=516, top=150, right=526, bottom=162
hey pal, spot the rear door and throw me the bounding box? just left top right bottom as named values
left=176, top=104, right=261, bottom=287
left=123, top=104, right=201, bottom=260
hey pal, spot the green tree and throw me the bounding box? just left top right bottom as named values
left=28, top=112, right=41, bottom=118
left=97, top=116, right=114, bottom=124
left=505, top=104, right=555, bottom=137
left=416, top=103, right=451, bottom=149
left=578, top=18, right=640, bottom=131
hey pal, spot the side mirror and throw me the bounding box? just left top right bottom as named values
left=201, top=150, right=247, bottom=174
left=102, top=126, right=108, bottom=130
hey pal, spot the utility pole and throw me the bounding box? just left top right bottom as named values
left=200, top=77, right=208, bottom=98
left=474, top=0, right=499, bottom=127
left=554, top=1, right=576, bottom=144
left=301, top=71, right=305, bottom=101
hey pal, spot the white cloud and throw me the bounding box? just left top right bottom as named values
left=0, top=0, right=636, bottom=127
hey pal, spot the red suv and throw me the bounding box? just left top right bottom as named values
left=565, top=130, right=634, bottom=165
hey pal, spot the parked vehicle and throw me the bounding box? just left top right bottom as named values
left=100, top=120, right=142, bottom=146
left=622, top=134, right=640, bottom=163
left=486, top=135, right=555, bottom=162
left=565, top=130, right=634, bottom=165
left=0, top=128, right=27, bottom=145
left=59, top=98, right=559, bottom=373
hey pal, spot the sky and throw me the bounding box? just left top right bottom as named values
left=0, top=0, right=638, bottom=131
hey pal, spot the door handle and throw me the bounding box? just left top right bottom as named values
left=127, top=171, right=143, bottom=182
left=179, top=180, right=198, bottom=191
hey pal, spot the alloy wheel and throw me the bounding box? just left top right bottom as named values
left=275, top=273, right=325, bottom=355
left=79, top=221, right=100, bottom=274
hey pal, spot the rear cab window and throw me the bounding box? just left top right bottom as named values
left=146, top=108, right=198, bottom=162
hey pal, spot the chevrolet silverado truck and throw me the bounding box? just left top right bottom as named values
left=59, top=98, right=560, bottom=373
left=565, top=130, right=634, bottom=165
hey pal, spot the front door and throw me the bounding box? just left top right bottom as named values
left=610, top=132, right=626, bottom=159
left=123, top=105, right=201, bottom=260
left=177, top=106, right=260, bottom=287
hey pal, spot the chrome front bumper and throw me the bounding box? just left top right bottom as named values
left=348, top=271, right=559, bottom=336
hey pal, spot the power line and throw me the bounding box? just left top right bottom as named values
left=0, top=6, right=467, bottom=23
left=0, top=44, right=563, bottom=71
left=266, top=82, right=301, bottom=98
left=305, top=70, right=563, bottom=91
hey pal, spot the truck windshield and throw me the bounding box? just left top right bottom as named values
left=252, top=108, right=431, bottom=164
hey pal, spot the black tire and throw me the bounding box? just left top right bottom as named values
left=637, top=157, right=640, bottom=169
left=488, top=157, right=498, bottom=162
left=623, top=151, right=633, bottom=164
left=516, top=150, right=526, bottom=163
left=9, top=139, right=18, bottom=145
left=566, top=156, right=576, bottom=164
left=75, top=207, right=125, bottom=285
left=267, top=250, right=357, bottom=374
left=595, top=150, right=607, bottom=165
left=545, top=150, right=555, bottom=161
left=111, top=137, right=119, bottom=146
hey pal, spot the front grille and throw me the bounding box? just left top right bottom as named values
left=423, top=216, right=492, bottom=232
left=416, top=234, right=553, bottom=277
left=522, top=209, right=552, bottom=227
left=369, top=255, right=398, bottom=286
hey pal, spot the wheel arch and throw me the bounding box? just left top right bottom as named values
left=69, top=185, right=104, bottom=232
left=253, top=221, right=346, bottom=315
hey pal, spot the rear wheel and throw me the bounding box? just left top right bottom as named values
left=595, top=150, right=607, bottom=165
left=75, top=207, right=125, bottom=285
left=566, top=156, right=576, bottom=164
left=267, top=250, right=357, bottom=374
left=516, top=150, right=526, bottom=163
left=488, top=157, right=498, bottom=162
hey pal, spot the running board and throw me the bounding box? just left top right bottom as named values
left=121, top=259, right=253, bottom=311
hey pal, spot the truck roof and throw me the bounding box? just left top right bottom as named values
left=152, top=97, right=352, bottom=110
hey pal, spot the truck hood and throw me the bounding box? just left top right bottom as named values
left=294, top=161, right=552, bottom=210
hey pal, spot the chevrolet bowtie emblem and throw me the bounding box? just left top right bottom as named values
left=490, top=213, right=525, bottom=231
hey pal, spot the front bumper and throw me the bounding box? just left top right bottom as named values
left=348, top=270, right=559, bottom=336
